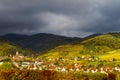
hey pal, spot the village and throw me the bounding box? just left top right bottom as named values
left=0, top=51, right=120, bottom=75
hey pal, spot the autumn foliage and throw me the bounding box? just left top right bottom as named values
left=0, top=69, right=109, bottom=80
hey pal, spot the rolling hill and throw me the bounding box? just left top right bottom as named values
left=1, top=32, right=120, bottom=58
left=0, top=33, right=83, bottom=52
left=0, top=40, right=25, bottom=56
left=39, top=32, right=120, bottom=58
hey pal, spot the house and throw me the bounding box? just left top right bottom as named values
left=0, top=62, right=3, bottom=65
left=76, top=67, right=80, bottom=71
left=39, top=66, right=42, bottom=70
left=85, top=69, right=90, bottom=73
left=29, top=64, right=37, bottom=70
left=91, top=70, right=95, bottom=73
left=49, top=66, right=55, bottom=71
left=70, top=67, right=75, bottom=72
left=61, top=67, right=66, bottom=72
left=114, top=67, right=120, bottom=72
left=82, top=56, right=85, bottom=59
left=55, top=67, right=62, bottom=71
left=12, top=51, right=24, bottom=61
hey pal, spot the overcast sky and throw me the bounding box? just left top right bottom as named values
left=0, top=0, right=120, bottom=37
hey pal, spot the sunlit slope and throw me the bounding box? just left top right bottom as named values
left=81, top=34, right=120, bottom=54
left=100, top=49, right=120, bottom=60
left=0, top=40, right=25, bottom=56
left=82, top=34, right=120, bottom=48
left=39, top=33, right=120, bottom=58
left=39, top=44, right=86, bottom=58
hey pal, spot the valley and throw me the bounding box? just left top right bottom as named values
left=0, top=32, right=120, bottom=79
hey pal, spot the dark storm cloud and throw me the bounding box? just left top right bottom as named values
left=0, top=0, right=120, bottom=37
left=81, top=0, right=120, bottom=33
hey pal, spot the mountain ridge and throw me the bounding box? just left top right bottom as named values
left=0, top=33, right=84, bottom=52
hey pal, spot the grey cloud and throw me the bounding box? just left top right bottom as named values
left=0, top=0, right=120, bottom=37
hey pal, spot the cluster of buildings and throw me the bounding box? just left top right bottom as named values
left=0, top=51, right=120, bottom=75
left=17, top=57, right=120, bottom=75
